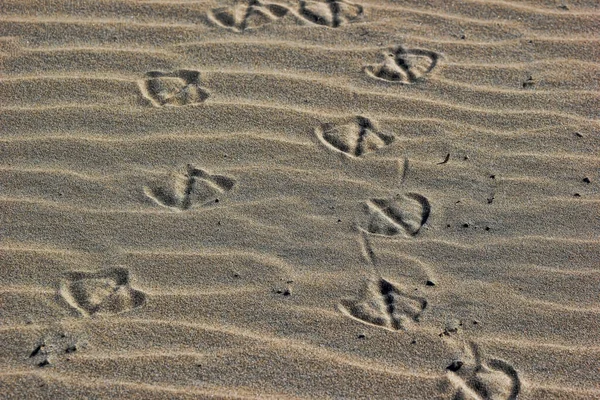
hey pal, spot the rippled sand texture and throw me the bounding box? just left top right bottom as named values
left=1, top=0, right=599, bottom=398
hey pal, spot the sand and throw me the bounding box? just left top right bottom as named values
left=1, top=0, right=599, bottom=398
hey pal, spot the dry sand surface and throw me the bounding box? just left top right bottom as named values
left=1, top=0, right=599, bottom=398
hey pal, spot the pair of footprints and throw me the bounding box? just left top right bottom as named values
left=340, top=278, right=521, bottom=400
left=138, top=47, right=440, bottom=107
left=318, top=115, right=431, bottom=237
left=142, top=161, right=430, bottom=238
left=209, top=0, right=363, bottom=32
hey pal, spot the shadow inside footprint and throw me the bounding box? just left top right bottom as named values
left=340, top=278, right=427, bottom=330
left=299, top=0, right=364, bottom=28
left=365, top=45, right=441, bottom=84
left=140, top=69, right=209, bottom=107
left=447, top=343, right=521, bottom=400
left=315, top=116, right=395, bottom=157
left=59, top=268, right=146, bottom=317
left=365, top=193, right=431, bottom=237
left=209, top=0, right=291, bottom=32
left=144, top=164, right=236, bottom=211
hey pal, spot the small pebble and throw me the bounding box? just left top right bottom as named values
left=29, top=344, right=44, bottom=358
left=446, top=360, right=463, bottom=372
left=37, top=359, right=50, bottom=368
left=65, top=345, right=77, bottom=354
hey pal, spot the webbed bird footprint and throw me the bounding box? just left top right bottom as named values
left=208, top=0, right=290, bottom=32
left=144, top=165, right=235, bottom=211
left=299, top=0, right=364, bottom=28
left=59, top=268, right=146, bottom=317
left=446, top=342, right=521, bottom=400
left=365, top=45, right=441, bottom=84
left=315, top=116, right=395, bottom=157
left=139, top=70, right=209, bottom=107
left=339, top=278, right=427, bottom=330
left=364, top=193, right=431, bottom=237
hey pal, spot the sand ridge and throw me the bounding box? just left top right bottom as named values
left=1, top=0, right=599, bottom=398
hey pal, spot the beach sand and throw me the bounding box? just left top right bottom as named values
left=1, top=0, right=599, bottom=398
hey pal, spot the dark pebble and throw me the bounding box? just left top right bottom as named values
left=37, top=359, right=50, bottom=368
left=447, top=360, right=464, bottom=372
left=65, top=345, right=77, bottom=354
left=29, top=344, right=43, bottom=358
